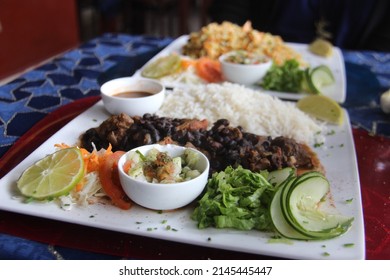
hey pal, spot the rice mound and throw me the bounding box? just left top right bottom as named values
left=157, top=83, right=324, bottom=144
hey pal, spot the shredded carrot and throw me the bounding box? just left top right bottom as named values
left=181, top=58, right=196, bottom=70
left=75, top=180, right=84, bottom=192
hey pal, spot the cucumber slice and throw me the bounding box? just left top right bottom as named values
left=302, top=68, right=318, bottom=94
left=307, top=65, right=335, bottom=94
left=280, top=172, right=324, bottom=226
left=287, top=176, right=331, bottom=231
left=270, top=171, right=354, bottom=240
left=270, top=183, right=311, bottom=240
left=311, top=65, right=335, bottom=86
left=270, top=178, right=311, bottom=239
left=268, top=167, right=296, bottom=186
left=286, top=175, right=354, bottom=239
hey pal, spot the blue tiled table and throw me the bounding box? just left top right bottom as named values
left=0, top=34, right=389, bottom=259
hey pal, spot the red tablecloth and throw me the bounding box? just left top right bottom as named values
left=0, top=97, right=389, bottom=259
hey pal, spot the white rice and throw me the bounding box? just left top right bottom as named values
left=157, top=83, right=325, bottom=145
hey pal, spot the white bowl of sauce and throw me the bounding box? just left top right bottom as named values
left=100, top=77, right=165, bottom=116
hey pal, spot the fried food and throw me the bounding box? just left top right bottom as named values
left=182, top=21, right=305, bottom=66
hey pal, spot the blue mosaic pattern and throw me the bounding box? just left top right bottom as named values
left=342, top=51, right=390, bottom=136
left=0, top=34, right=173, bottom=158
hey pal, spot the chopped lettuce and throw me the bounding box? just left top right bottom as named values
left=191, top=166, right=276, bottom=231
left=260, top=59, right=305, bottom=93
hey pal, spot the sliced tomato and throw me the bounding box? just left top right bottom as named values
left=98, top=151, right=132, bottom=210
left=195, top=57, right=223, bottom=83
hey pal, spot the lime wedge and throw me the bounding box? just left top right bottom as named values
left=309, top=38, right=333, bottom=57
left=297, top=95, right=344, bottom=125
left=17, top=147, right=85, bottom=200
left=141, top=53, right=182, bottom=78
left=307, top=65, right=335, bottom=94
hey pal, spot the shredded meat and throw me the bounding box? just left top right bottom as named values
left=79, top=114, right=323, bottom=175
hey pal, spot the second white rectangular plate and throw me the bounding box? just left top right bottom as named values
left=133, top=35, right=346, bottom=103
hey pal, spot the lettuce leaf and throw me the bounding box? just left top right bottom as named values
left=191, top=166, right=276, bottom=231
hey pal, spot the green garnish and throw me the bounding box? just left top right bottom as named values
left=267, top=236, right=293, bottom=245
left=314, top=142, right=324, bottom=148
left=192, top=166, right=275, bottom=231
left=261, top=59, right=305, bottom=93
left=135, top=150, right=147, bottom=161
left=327, top=130, right=336, bottom=135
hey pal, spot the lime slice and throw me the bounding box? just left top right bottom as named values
left=297, top=95, right=344, bottom=125
left=309, top=38, right=333, bottom=57
left=307, top=65, right=335, bottom=94
left=141, top=53, right=182, bottom=78
left=17, top=147, right=85, bottom=200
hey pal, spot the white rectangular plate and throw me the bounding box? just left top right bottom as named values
left=133, top=35, right=346, bottom=103
left=0, top=101, right=364, bottom=259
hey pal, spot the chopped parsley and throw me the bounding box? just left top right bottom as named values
left=314, top=142, right=324, bottom=148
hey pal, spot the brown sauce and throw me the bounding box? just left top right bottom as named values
left=113, top=91, right=154, bottom=98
